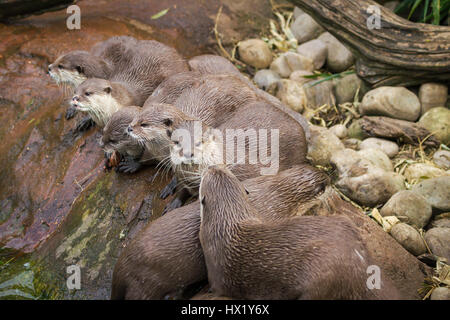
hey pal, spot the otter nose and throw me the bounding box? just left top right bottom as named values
left=72, top=95, right=80, bottom=102
left=127, top=126, right=133, bottom=133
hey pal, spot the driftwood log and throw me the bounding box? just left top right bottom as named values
left=358, top=116, right=440, bottom=147
left=0, top=0, right=76, bottom=21
left=288, top=0, right=450, bottom=87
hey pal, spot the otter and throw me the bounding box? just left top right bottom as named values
left=114, top=73, right=258, bottom=177
left=49, top=36, right=138, bottom=120
left=64, top=38, right=188, bottom=130
left=187, top=54, right=310, bottom=141
left=199, top=165, right=398, bottom=300
left=157, top=99, right=307, bottom=211
left=111, top=164, right=330, bottom=300
left=48, top=36, right=138, bottom=88
left=101, top=106, right=160, bottom=173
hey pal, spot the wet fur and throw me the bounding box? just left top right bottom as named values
left=199, top=166, right=397, bottom=300
left=111, top=164, right=330, bottom=300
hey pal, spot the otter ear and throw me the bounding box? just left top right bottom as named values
left=75, top=65, right=84, bottom=74
left=104, top=87, right=112, bottom=94
left=163, top=118, right=173, bottom=127
left=200, top=196, right=206, bottom=206
left=245, top=188, right=250, bottom=195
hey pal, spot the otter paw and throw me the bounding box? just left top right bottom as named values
left=65, top=106, right=78, bottom=120
left=116, top=156, right=142, bottom=174
left=162, top=198, right=183, bottom=215
left=160, top=176, right=178, bottom=199
left=75, top=117, right=95, bottom=132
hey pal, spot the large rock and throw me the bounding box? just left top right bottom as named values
left=360, top=87, right=421, bottom=121
left=425, top=228, right=450, bottom=261
left=238, top=39, right=273, bottom=69
left=307, top=125, right=345, bottom=166
left=290, top=13, right=324, bottom=44
left=318, top=32, right=355, bottom=73
left=390, top=223, right=427, bottom=256
left=303, top=81, right=335, bottom=109
left=419, top=83, right=448, bottom=115
left=380, top=190, right=432, bottom=229
left=283, top=52, right=314, bottom=73
left=418, top=107, right=450, bottom=145
left=276, top=79, right=306, bottom=112
left=403, top=163, right=448, bottom=182
left=359, top=137, right=399, bottom=158
left=270, top=55, right=292, bottom=78
left=430, top=213, right=450, bottom=228
left=0, top=0, right=296, bottom=300
left=253, top=69, right=281, bottom=91
left=289, top=70, right=314, bottom=86
left=412, top=176, right=450, bottom=212
left=433, top=150, right=450, bottom=170
left=430, top=287, right=450, bottom=300
left=296, top=39, right=328, bottom=69
left=331, top=148, right=405, bottom=207
left=333, top=73, right=364, bottom=104
left=357, top=148, right=393, bottom=172
left=329, top=124, right=347, bottom=139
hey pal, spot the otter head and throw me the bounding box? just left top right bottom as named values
left=170, top=120, right=223, bottom=184
left=127, top=103, right=188, bottom=147
left=101, top=106, right=142, bottom=157
left=199, top=165, right=251, bottom=222
left=71, top=78, right=127, bottom=127
left=48, top=51, right=111, bottom=88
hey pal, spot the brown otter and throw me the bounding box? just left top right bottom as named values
left=187, top=54, right=310, bottom=141
left=49, top=36, right=138, bottom=120
left=198, top=165, right=398, bottom=300
left=156, top=99, right=307, bottom=211
left=111, top=164, right=330, bottom=300
left=116, top=73, right=259, bottom=178
left=48, top=36, right=138, bottom=88
left=63, top=38, right=188, bottom=130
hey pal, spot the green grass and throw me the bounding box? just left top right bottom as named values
left=394, top=0, right=450, bottom=25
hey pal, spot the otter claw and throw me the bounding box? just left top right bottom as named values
left=116, top=156, right=142, bottom=174
left=75, top=116, right=95, bottom=132
left=65, top=106, right=78, bottom=120
left=160, top=176, right=177, bottom=199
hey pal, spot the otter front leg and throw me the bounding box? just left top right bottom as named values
left=162, top=188, right=191, bottom=215
left=160, top=176, right=178, bottom=199
left=116, top=155, right=143, bottom=174
left=75, top=116, right=96, bottom=132
left=65, top=106, right=78, bottom=120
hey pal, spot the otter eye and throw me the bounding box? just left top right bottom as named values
left=58, top=64, right=63, bottom=69
left=141, top=123, right=149, bottom=128
left=201, top=196, right=206, bottom=206
left=85, top=92, right=90, bottom=96
left=173, top=140, right=179, bottom=145
left=75, top=65, right=83, bottom=73
left=245, top=188, right=250, bottom=195
left=163, top=119, right=172, bottom=127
